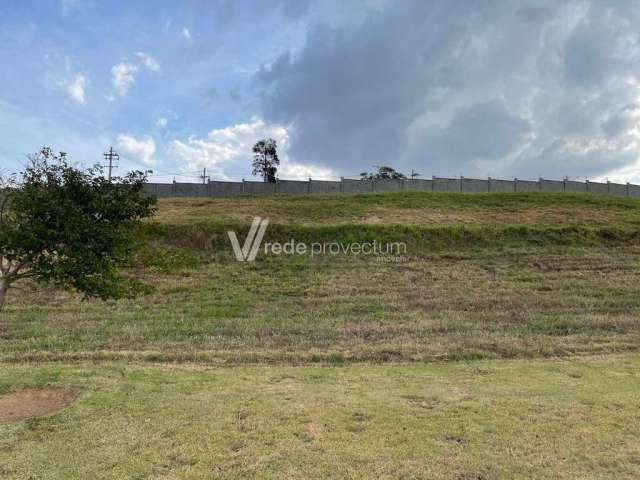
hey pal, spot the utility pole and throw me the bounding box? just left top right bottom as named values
left=199, top=167, right=209, bottom=184
left=103, top=147, right=119, bottom=181
left=410, top=169, right=420, bottom=180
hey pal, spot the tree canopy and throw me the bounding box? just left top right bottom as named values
left=252, top=139, right=280, bottom=183
left=0, top=148, right=156, bottom=310
left=360, top=166, right=407, bottom=180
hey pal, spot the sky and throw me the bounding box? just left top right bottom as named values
left=2, top=0, right=640, bottom=183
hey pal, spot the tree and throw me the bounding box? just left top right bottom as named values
left=0, top=147, right=156, bottom=311
left=252, top=139, right=279, bottom=183
left=360, top=166, right=407, bottom=180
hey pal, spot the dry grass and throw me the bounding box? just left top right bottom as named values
left=2, top=191, right=640, bottom=477
left=3, top=192, right=640, bottom=364
left=2, top=246, right=640, bottom=363
left=153, top=191, right=640, bottom=227
left=1, top=356, right=639, bottom=479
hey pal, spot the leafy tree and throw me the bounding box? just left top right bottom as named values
left=360, top=165, right=407, bottom=180
left=252, top=138, right=279, bottom=183
left=0, top=147, right=156, bottom=311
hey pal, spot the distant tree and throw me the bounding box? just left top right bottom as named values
left=0, top=147, right=156, bottom=311
left=360, top=166, right=407, bottom=180
left=265, top=165, right=277, bottom=183
left=252, top=139, right=279, bottom=183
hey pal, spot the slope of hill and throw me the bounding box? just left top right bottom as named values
left=154, top=191, right=640, bottom=227
left=2, top=191, right=640, bottom=363
left=3, top=191, right=640, bottom=478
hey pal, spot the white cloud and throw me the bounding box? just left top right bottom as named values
left=117, top=134, right=156, bottom=166
left=111, top=63, right=138, bottom=96
left=182, top=27, right=192, bottom=40
left=168, top=118, right=336, bottom=180
left=136, top=52, right=160, bottom=72
left=66, top=74, right=87, bottom=104
left=110, top=53, right=160, bottom=97
left=278, top=161, right=335, bottom=180
left=157, top=117, right=168, bottom=127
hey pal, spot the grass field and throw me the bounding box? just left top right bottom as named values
left=3, top=192, right=640, bottom=363
left=1, top=191, right=640, bottom=478
left=3, top=247, right=640, bottom=364
left=153, top=191, right=640, bottom=227
left=1, top=355, right=640, bottom=479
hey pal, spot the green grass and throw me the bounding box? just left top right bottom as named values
left=2, top=191, right=640, bottom=363
left=2, top=191, right=640, bottom=478
left=1, top=355, right=640, bottom=479
left=2, top=245, right=640, bottom=363
left=153, top=191, right=640, bottom=228
left=147, top=191, right=640, bottom=257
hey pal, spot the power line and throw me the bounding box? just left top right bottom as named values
left=199, top=167, right=210, bottom=184
left=102, top=147, right=119, bottom=181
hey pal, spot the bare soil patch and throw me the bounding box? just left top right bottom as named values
left=0, top=388, right=76, bottom=421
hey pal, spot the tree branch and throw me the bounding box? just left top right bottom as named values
left=11, top=271, right=35, bottom=281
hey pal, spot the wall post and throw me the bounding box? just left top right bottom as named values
left=514, top=178, right=518, bottom=192
left=340, top=176, right=343, bottom=193
left=241, top=178, right=246, bottom=194
left=488, top=177, right=491, bottom=193
left=308, top=177, right=312, bottom=194
left=460, top=176, right=464, bottom=192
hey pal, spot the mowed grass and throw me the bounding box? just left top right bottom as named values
left=153, top=191, right=640, bottom=227
left=2, top=245, right=640, bottom=363
left=1, top=355, right=640, bottom=479
left=2, top=191, right=640, bottom=479
left=2, top=191, right=640, bottom=363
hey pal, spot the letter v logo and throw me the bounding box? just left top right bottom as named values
left=227, top=217, right=269, bottom=262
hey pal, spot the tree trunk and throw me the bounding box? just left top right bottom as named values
left=0, top=278, right=8, bottom=311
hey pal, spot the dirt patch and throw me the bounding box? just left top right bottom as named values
left=0, top=388, right=77, bottom=421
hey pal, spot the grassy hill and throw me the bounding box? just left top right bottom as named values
left=149, top=192, right=640, bottom=258
left=154, top=191, right=640, bottom=227
left=3, top=191, right=640, bottom=479
left=2, top=191, right=640, bottom=363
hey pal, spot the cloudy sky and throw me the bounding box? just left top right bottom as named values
left=2, top=0, right=640, bottom=183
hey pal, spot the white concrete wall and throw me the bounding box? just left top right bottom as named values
left=142, top=177, right=640, bottom=199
